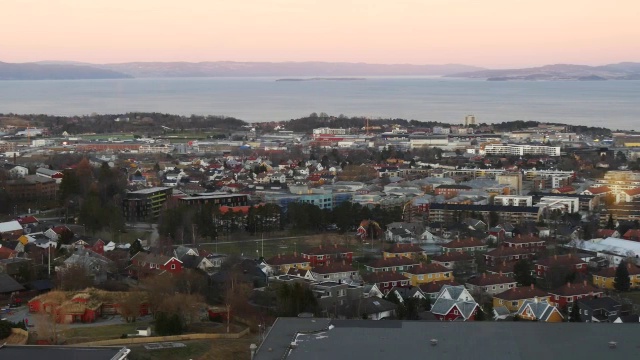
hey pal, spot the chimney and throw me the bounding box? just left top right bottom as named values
left=319, top=244, right=322, bottom=250
left=583, top=280, right=587, bottom=286
left=294, top=251, right=298, bottom=257
left=530, top=284, right=534, bottom=290
left=334, top=243, right=337, bottom=248
left=278, top=254, right=281, bottom=258
left=567, top=282, right=571, bottom=288
left=554, top=254, right=558, bottom=260
left=482, top=273, right=486, bottom=278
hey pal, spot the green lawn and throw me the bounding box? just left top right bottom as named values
left=62, top=321, right=152, bottom=344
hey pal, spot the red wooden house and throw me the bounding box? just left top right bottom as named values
left=301, top=244, right=353, bottom=267
left=548, top=281, right=603, bottom=310
left=502, top=235, right=546, bottom=251
left=484, top=247, right=536, bottom=266
left=361, top=271, right=410, bottom=295
left=535, top=254, right=588, bottom=278
left=128, top=252, right=183, bottom=277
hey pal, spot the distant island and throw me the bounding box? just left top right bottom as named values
left=275, top=77, right=366, bottom=82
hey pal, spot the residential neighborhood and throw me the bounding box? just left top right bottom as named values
left=2, top=114, right=640, bottom=359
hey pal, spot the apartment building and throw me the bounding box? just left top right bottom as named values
left=484, top=144, right=561, bottom=157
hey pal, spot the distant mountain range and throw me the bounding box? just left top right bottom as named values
left=446, top=62, right=640, bottom=81
left=1, top=60, right=640, bottom=80
left=0, top=61, right=131, bottom=80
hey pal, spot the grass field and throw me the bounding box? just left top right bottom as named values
left=128, top=337, right=257, bottom=360
left=62, top=321, right=152, bottom=344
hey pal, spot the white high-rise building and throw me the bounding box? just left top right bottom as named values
left=464, top=115, right=476, bottom=127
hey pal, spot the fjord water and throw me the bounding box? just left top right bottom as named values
left=0, top=77, right=638, bottom=129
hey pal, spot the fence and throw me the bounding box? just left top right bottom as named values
left=73, top=327, right=250, bottom=346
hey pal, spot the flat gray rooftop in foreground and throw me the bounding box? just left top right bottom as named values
left=0, top=345, right=128, bottom=360
left=255, top=318, right=640, bottom=360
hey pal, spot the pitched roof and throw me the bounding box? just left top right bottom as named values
left=467, top=273, right=517, bottom=287
left=312, top=262, right=356, bottom=275
left=441, top=238, right=486, bottom=249
left=431, top=298, right=478, bottom=319
left=362, top=272, right=410, bottom=284
left=366, top=257, right=419, bottom=269
left=586, top=186, right=611, bottom=195
left=405, top=263, right=450, bottom=275
left=536, top=254, right=586, bottom=268
left=485, top=247, right=536, bottom=257
left=596, top=263, right=640, bottom=277
left=418, top=280, right=460, bottom=294
left=265, top=254, right=308, bottom=266
left=517, top=300, right=562, bottom=321
left=494, top=285, right=548, bottom=301
left=16, top=216, right=39, bottom=225
left=0, top=221, right=22, bottom=233
left=623, top=187, right=640, bottom=196
left=431, top=252, right=474, bottom=263
left=486, top=261, right=517, bottom=274
left=0, top=273, right=25, bottom=293
left=550, top=282, right=602, bottom=297
left=130, top=252, right=181, bottom=266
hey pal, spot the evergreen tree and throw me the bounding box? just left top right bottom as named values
left=569, top=303, right=581, bottom=322
left=606, top=214, right=615, bottom=230
left=513, top=259, right=535, bottom=286
left=614, top=261, right=631, bottom=292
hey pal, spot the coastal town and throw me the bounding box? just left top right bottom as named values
left=1, top=112, right=640, bottom=358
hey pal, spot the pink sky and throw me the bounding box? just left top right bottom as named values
left=3, top=0, right=639, bottom=68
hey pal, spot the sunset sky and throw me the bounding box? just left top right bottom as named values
left=3, top=0, right=639, bottom=68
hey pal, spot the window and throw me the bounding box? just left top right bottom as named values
left=171, top=264, right=176, bottom=270
left=383, top=282, right=389, bottom=287
left=318, top=255, right=324, bottom=260
left=392, top=282, right=397, bottom=286
left=512, top=301, right=518, bottom=307
left=454, top=310, right=459, bottom=315
left=419, top=275, right=424, bottom=280
left=428, top=274, right=432, bottom=279
left=576, top=264, right=582, bottom=268
left=555, top=295, right=559, bottom=300
left=436, top=273, right=440, bottom=278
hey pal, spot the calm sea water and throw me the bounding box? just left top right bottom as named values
left=0, top=77, right=638, bottom=130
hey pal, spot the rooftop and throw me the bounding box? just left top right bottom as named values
left=255, top=319, right=640, bottom=360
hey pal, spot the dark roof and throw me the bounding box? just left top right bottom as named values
left=441, top=238, right=486, bottom=249
left=494, top=286, right=548, bottom=301
left=596, top=264, right=640, bottom=277
left=255, top=319, right=640, bottom=360
left=266, top=254, right=308, bottom=266
left=0, top=273, right=25, bottom=293
left=311, top=262, right=356, bottom=275
left=29, top=279, right=54, bottom=291
left=429, top=203, right=540, bottom=214
left=405, top=263, right=450, bottom=275
left=362, top=272, right=410, bottom=284
left=366, top=257, right=419, bottom=268
left=577, top=296, right=621, bottom=311
left=0, top=345, right=129, bottom=360
left=485, top=247, right=536, bottom=257
left=418, top=280, right=460, bottom=294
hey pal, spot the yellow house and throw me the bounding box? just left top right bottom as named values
left=593, top=264, right=640, bottom=290
left=383, top=243, right=427, bottom=260
left=516, top=299, right=564, bottom=322
left=493, top=285, right=551, bottom=313
left=265, top=253, right=311, bottom=274
left=403, top=263, right=452, bottom=286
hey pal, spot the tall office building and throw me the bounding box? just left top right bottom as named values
left=464, top=115, right=476, bottom=127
